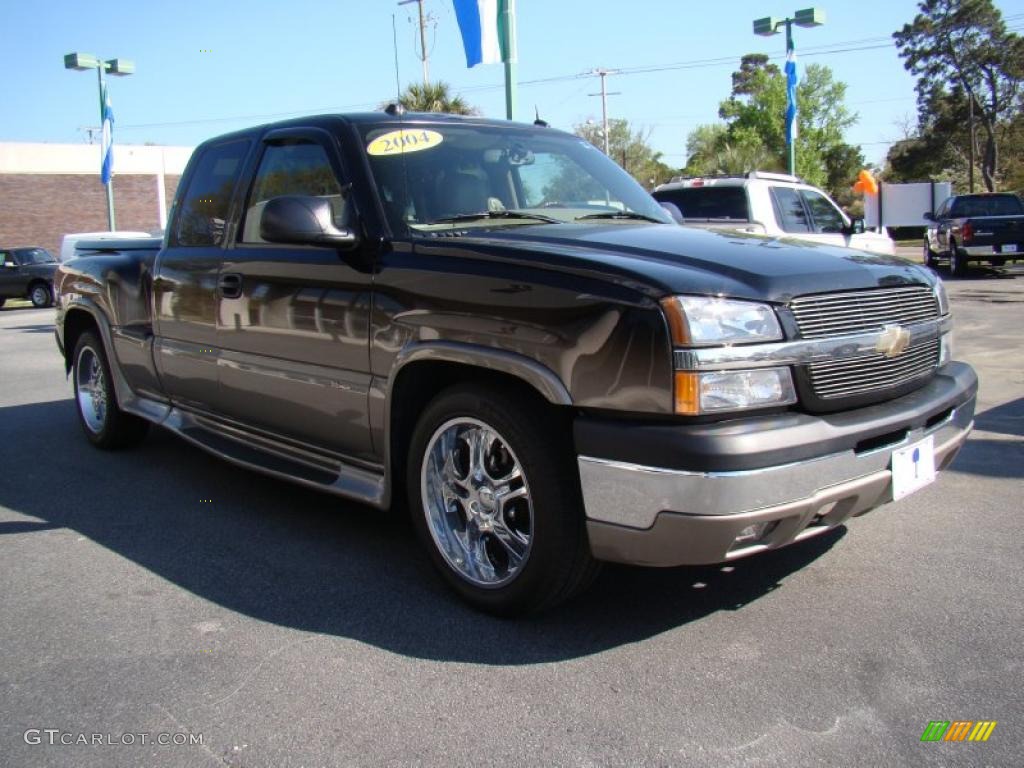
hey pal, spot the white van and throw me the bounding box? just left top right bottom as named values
left=59, top=231, right=153, bottom=262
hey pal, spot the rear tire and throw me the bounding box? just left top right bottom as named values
left=950, top=244, right=968, bottom=277
left=407, top=383, right=599, bottom=616
left=72, top=331, right=149, bottom=449
left=29, top=282, right=52, bottom=308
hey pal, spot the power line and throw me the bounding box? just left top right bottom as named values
left=116, top=24, right=1023, bottom=133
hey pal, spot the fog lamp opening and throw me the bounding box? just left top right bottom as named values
left=731, top=521, right=778, bottom=548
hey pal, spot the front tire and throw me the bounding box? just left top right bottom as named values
left=29, top=283, right=52, bottom=308
left=72, top=331, right=149, bottom=449
left=407, top=384, right=598, bottom=615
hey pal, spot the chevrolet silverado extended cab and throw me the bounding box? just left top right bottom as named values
left=924, top=192, right=1024, bottom=276
left=55, top=112, right=977, bottom=615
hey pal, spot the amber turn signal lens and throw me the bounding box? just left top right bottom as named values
left=660, top=297, right=690, bottom=345
left=674, top=372, right=700, bottom=415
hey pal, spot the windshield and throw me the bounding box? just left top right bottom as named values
left=358, top=122, right=673, bottom=234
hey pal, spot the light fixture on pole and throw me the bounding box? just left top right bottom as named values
left=752, top=8, right=824, bottom=176
left=64, top=52, right=135, bottom=231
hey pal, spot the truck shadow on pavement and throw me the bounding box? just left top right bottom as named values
left=1, top=398, right=850, bottom=665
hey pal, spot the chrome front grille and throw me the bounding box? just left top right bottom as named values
left=790, top=286, right=942, bottom=402
left=808, top=339, right=940, bottom=400
left=790, top=286, right=939, bottom=340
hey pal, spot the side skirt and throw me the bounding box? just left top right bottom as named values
left=124, top=394, right=387, bottom=510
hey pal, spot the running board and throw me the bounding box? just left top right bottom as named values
left=153, top=402, right=388, bottom=510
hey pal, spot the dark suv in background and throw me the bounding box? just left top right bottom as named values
left=0, top=247, right=58, bottom=308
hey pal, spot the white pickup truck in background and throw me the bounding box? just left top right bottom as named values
left=653, top=172, right=895, bottom=256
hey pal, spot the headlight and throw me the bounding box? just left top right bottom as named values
left=933, top=279, right=950, bottom=315
left=661, top=296, right=782, bottom=346
left=674, top=367, right=797, bottom=415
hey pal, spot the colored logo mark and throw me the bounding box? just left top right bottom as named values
left=921, top=720, right=997, bottom=742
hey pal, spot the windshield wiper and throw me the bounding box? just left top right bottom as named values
left=575, top=211, right=665, bottom=223
left=428, top=210, right=562, bottom=225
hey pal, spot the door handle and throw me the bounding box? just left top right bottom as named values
left=218, top=273, right=242, bottom=299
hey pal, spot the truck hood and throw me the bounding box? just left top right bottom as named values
left=419, top=223, right=933, bottom=304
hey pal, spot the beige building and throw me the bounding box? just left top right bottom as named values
left=0, top=142, right=194, bottom=256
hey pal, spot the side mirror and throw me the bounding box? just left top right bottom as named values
left=260, top=195, right=360, bottom=249
left=659, top=201, right=685, bottom=225
left=842, top=217, right=866, bottom=236
left=922, top=211, right=935, bottom=222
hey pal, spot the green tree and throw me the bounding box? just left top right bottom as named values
left=384, top=82, right=478, bottom=115
left=574, top=119, right=673, bottom=189
left=717, top=54, right=860, bottom=189
left=683, top=55, right=865, bottom=199
left=893, top=0, right=1024, bottom=191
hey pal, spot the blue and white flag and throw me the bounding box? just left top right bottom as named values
left=100, top=82, right=114, bottom=185
left=453, top=0, right=513, bottom=67
left=784, top=37, right=799, bottom=146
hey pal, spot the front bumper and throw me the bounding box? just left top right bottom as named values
left=577, top=362, right=977, bottom=567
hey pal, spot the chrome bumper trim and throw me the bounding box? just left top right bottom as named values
left=577, top=400, right=973, bottom=531
left=963, top=245, right=1018, bottom=257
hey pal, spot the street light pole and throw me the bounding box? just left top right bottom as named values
left=753, top=8, right=824, bottom=177
left=64, top=52, right=135, bottom=232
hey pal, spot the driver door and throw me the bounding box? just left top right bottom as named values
left=214, top=128, right=375, bottom=463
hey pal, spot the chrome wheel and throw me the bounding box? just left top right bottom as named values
left=420, top=417, right=533, bottom=588
left=76, top=345, right=108, bottom=435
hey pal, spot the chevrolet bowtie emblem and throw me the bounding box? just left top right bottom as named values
left=875, top=324, right=912, bottom=357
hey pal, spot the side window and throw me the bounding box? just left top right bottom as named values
left=173, top=139, right=249, bottom=247
left=0, top=251, right=11, bottom=266
left=241, top=141, right=344, bottom=243
left=800, top=190, right=847, bottom=233
left=770, top=186, right=811, bottom=233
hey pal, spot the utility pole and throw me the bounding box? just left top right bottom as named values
left=399, top=0, right=430, bottom=85
left=587, top=68, right=620, bottom=155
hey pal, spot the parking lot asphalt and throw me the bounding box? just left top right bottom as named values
left=1, top=266, right=1022, bottom=767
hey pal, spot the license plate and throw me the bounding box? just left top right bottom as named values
left=891, top=436, right=936, bottom=501
left=1002, top=244, right=1018, bottom=254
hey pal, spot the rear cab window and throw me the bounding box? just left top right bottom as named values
left=172, top=139, right=251, bottom=247
left=769, top=186, right=812, bottom=233
left=654, top=187, right=749, bottom=220
left=950, top=195, right=1024, bottom=218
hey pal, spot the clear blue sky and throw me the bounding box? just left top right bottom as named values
left=2, top=0, right=1022, bottom=167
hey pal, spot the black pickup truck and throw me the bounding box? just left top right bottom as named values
left=924, top=192, right=1024, bottom=275
left=54, top=112, right=977, bottom=615
left=0, top=247, right=58, bottom=308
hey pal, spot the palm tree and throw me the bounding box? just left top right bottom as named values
left=383, top=82, right=478, bottom=115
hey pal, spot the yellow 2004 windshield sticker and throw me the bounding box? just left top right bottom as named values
left=367, top=129, right=443, bottom=157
